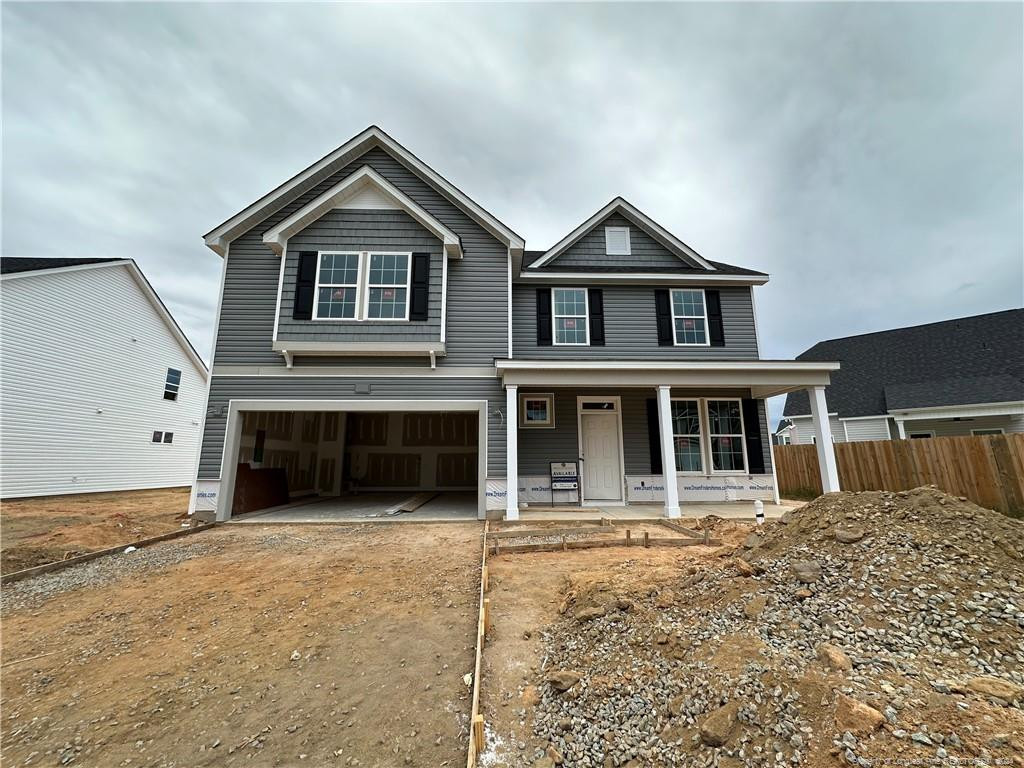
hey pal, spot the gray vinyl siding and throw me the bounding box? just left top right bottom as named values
left=213, top=145, right=508, bottom=368
left=516, top=389, right=772, bottom=476
left=276, top=210, right=442, bottom=343
left=198, top=375, right=505, bottom=479
left=552, top=213, right=692, bottom=270
left=512, top=284, right=759, bottom=359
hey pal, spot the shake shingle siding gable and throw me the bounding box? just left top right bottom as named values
left=783, top=309, right=1024, bottom=418
left=213, top=146, right=508, bottom=368
left=511, top=284, right=759, bottom=359
left=276, top=210, right=443, bottom=343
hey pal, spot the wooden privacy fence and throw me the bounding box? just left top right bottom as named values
left=774, top=433, right=1024, bottom=517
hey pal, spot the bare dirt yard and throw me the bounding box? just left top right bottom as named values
left=479, top=491, right=1024, bottom=768
left=1, top=522, right=482, bottom=767
left=1, top=487, right=190, bottom=573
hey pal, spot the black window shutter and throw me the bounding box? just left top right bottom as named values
left=741, top=398, right=766, bottom=474
left=293, top=251, right=317, bottom=320
left=654, top=289, right=673, bottom=346
left=536, top=288, right=552, bottom=346
left=646, top=398, right=663, bottom=474
left=409, top=252, right=430, bottom=321
left=588, top=288, right=605, bottom=346
left=706, top=289, right=725, bottom=347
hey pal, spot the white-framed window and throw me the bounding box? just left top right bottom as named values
left=706, top=399, right=747, bottom=473
left=519, top=393, right=555, bottom=428
left=314, top=252, right=361, bottom=319
left=605, top=226, right=631, bottom=255
left=151, top=431, right=174, bottom=444
left=366, top=252, right=411, bottom=320
left=972, top=428, right=1004, bottom=436
left=670, top=288, right=709, bottom=346
left=670, top=399, right=705, bottom=473
left=552, top=287, right=589, bottom=345
left=163, top=368, right=181, bottom=401
left=312, top=251, right=411, bottom=321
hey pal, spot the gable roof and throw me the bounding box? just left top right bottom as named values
left=204, top=125, right=524, bottom=258
left=1, top=257, right=122, bottom=275
left=521, top=250, right=767, bottom=276
left=1, top=257, right=208, bottom=378
left=262, top=165, right=463, bottom=258
left=783, top=309, right=1024, bottom=418
left=527, top=197, right=715, bottom=271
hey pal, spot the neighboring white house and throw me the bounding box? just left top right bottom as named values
left=782, top=310, right=1024, bottom=444
left=1, top=258, right=208, bottom=498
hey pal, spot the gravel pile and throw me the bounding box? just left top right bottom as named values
left=524, top=487, right=1024, bottom=768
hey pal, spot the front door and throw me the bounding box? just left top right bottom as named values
left=579, top=401, right=622, bottom=501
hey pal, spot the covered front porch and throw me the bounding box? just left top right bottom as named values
left=496, top=359, right=841, bottom=521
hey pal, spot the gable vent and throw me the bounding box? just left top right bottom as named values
left=605, top=226, right=631, bottom=256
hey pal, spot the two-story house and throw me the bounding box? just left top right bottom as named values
left=191, top=126, right=841, bottom=521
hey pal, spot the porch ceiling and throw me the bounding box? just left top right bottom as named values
left=494, top=359, right=840, bottom=399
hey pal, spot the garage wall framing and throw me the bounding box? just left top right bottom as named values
left=216, top=398, right=489, bottom=521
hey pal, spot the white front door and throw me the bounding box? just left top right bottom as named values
left=580, top=410, right=622, bottom=501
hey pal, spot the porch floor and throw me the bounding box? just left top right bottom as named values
left=230, top=491, right=478, bottom=524
left=515, top=500, right=800, bottom=522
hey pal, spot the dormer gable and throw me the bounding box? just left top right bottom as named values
left=527, top=197, right=715, bottom=271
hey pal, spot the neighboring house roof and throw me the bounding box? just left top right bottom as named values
left=203, top=125, right=525, bottom=257
left=1, top=257, right=208, bottom=378
left=775, top=418, right=794, bottom=434
left=783, top=309, right=1024, bottom=418
left=0, top=257, right=122, bottom=275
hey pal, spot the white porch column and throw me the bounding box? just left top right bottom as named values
left=894, top=418, right=907, bottom=439
left=808, top=386, right=840, bottom=493
left=505, top=385, right=519, bottom=520
left=656, top=385, right=681, bottom=518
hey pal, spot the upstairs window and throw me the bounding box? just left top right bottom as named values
left=605, top=226, right=631, bottom=255
left=151, top=431, right=174, bottom=444
left=552, top=288, right=589, bottom=345
left=163, top=368, right=181, bottom=401
left=314, top=252, right=360, bottom=319
left=366, top=253, right=410, bottom=320
left=671, top=289, right=709, bottom=346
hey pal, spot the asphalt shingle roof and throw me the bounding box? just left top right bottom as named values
left=783, top=309, right=1024, bottom=418
left=0, top=257, right=123, bottom=275
left=521, top=250, right=766, bottom=276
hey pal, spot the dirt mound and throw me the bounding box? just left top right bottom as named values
left=526, top=488, right=1024, bottom=768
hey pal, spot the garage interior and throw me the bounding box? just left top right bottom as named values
left=230, top=409, right=479, bottom=520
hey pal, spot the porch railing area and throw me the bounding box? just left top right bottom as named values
left=773, top=433, right=1024, bottom=517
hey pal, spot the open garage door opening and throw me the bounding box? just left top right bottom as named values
left=224, top=404, right=483, bottom=521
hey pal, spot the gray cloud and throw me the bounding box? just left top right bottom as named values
left=4, top=2, right=1021, bottom=427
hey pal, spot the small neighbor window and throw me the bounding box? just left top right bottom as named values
left=552, top=288, right=588, bottom=345
left=315, top=252, right=360, bottom=319
left=163, top=368, right=181, bottom=401
left=670, top=289, right=708, bottom=345
left=520, top=393, right=555, bottom=428
left=152, top=431, right=174, bottom=444
left=707, top=400, right=746, bottom=472
left=671, top=400, right=704, bottom=473
left=605, top=226, right=631, bottom=256
left=366, top=253, right=410, bottom=319
left=972, top=428, right=1004, bottom=436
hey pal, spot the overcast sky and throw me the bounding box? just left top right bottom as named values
left=3, top=2, right=1021, bottom=427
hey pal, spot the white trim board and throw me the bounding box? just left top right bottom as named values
left=528, top=197, right=715, bottom=271
left=211, top=365, right=497, bottom=378
left=205, top=126, right=524, bottom=258
left=515, top=271, right=768, bottom=286
left=262, top=166, right=463, bottom=259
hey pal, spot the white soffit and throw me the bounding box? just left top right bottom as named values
left=204, top=125, right=524, bottom=257
left=528, top=197, right=715, bottom=271
left=262, top=166, right=463, bottom=258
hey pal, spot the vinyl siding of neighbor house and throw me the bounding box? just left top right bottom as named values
left=1, top=265, right=207, bottom=497
left=213, top=146, right=508, bottom=368
left=198, top=375, right=506, bottom=479
left=902, top=414, right=1024, bottom=437
left=511, top=284, right=759, bottom=359
left=515, top=389, right=772, bottom=476
left=789, top=415, right=845, bottom=444
left=842, top=417, right=893, bottom=442
left=276, top=210, right=443, bottom=343
left=547, top=212, right=695, bottom=270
